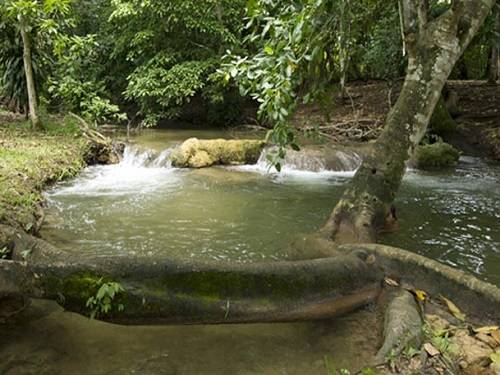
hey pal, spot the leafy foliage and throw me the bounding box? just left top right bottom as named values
left=108, top=0, right=246, bottom=126
left=222, top=0, right=344, bottom=166
left=86, top=279, right=125, bottom=319
left=0, top=0, right=72, bottom=113
left=48, top=34, right=126, bottom=124
left=1, top=0, right=499, bottom=130
left=361, top=7, right=404, bottom=80
left=125, top=57, right=217, bottom=126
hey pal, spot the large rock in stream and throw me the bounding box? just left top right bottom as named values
left=170, top=138, right=266, bottom=168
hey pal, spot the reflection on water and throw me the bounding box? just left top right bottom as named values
left=0, top=300, right=380, bottom=375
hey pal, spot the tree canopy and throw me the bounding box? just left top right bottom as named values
left=0, top=0, right=498, bottom=129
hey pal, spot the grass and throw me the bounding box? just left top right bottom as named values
left=0, top=114, right=90, bottom=231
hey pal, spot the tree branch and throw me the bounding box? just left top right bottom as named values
left=417, top=0, right=429, bottom=34
left=400, top=0, right=419, bottom=54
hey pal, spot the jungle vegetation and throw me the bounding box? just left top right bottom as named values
left=1, top=0, right=498, bottom=130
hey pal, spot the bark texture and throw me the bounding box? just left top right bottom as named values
left=0, top=225, right=382, bottom=325
left=490, top=4, right=500, bottom=83
left=321, top=0, right=496, bottom=243
left=19, top=17, right=42, bottom=130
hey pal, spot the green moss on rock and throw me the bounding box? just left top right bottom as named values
left=411, top=141, right=461, bottom=170
left=429, top=96, right=456, bottom=138
left=463, top=43, right=489, bottom=80
left=170, top=138, right=266, bottom=168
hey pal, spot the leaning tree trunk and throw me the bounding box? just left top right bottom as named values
left=489, top=3, right=500, bottom=84
left=19, top=16, right=42, bottom=130
left=321, top=0, right=496, bottom=244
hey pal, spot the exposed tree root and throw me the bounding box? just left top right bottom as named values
left=0, top=225, right=383, bottom=325
left=375, top=290, right=423, bottom=364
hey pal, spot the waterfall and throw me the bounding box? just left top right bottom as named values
left=120, top=145, right=174, bottom=168
left=252, top=147, right=362, bottom=174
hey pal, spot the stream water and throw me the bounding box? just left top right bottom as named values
left=1, top=128, right=499, bottom=374
left=41, top=129, right=500, bottom=285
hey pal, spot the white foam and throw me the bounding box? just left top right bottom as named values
left=48, top=146, right=180, bottom=197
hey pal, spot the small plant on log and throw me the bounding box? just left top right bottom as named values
left=85, top=279, right=125, bottom=319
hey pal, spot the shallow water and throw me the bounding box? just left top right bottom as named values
left=0, top=300, right=380, bottom=375
left=3, top=128, right=498, bottom=375
left=41, top=129, right=500, bottom=285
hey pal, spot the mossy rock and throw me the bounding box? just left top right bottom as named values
left=411, top=142, right=461, bottom=170
left=429, top=96, right=456, bottom=138
left=171, top=138, right=266, bottom=168
left=463, top=43, right=489, bottom=80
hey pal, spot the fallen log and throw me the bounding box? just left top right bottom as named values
left=1, top=226, right=499, bottom=327
left=0, top=225, right=382, bottom=325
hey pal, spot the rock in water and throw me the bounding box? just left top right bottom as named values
left=410, top=141, right=461, bottom=170
left=170, top=138, right=266, bottom=168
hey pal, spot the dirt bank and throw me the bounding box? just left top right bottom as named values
left=292, top=80, right=500, bottom=159
left=0, top=117, right=122, bottom=233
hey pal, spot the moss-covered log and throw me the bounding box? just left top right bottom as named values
left=171, top=138, right=266, bottom=168
left=2, top=225, right=500, bottom=327
left=0, top=225, right=382, bottom=325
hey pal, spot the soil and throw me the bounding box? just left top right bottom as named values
left=292, top=80, right=500, bottom=159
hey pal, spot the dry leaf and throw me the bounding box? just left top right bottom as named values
left=423, top=342, right=440, bottom=357
left=492, top=330, right=500, bottom=345
left=384, top=277, right=399, bottom=287
left=415, top=290, right=428, bottom=301
left=473, top=326, right=499, bottom=334
left=440, top=295, right=466, bottom=322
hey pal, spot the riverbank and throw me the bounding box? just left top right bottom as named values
left=292, top=80, right=500, bottom=160
left=0, top=115, right=120, bottom=233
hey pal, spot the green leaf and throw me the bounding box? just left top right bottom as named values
left=491, top=352, right=500, bottom=363
left=264, top=45, right=274, bottom=55
left=246, top=0, right=259, bottom=16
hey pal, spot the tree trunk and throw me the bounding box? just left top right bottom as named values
left=338, top=0, right=351, bottom=99
left=321, top=0, right=496, bottom=244
left=0, top=225, right=382, bottom=324
left=3, top=225, right=500, bottom=324
left=19, top=17, right=42, bottom=130
left=489, top=4, right=500, bottom=84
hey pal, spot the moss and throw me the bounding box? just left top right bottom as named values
left=463, top=43, right=489, bottom=80
left=0, top=119, right=91, bottom=231
left=429, top=96, right=456, bottom=138
left=171, top=138, right=265, bottom=168
left=411, top=142, right=461, bottom=170
left=59, top=272, right=104, bottom=303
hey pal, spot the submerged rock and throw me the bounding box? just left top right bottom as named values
left=259, top=146, right=363, bottom=172
left=410, top=141, right=461, bottom=170
left=171, top=138, right=265, bottom=168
